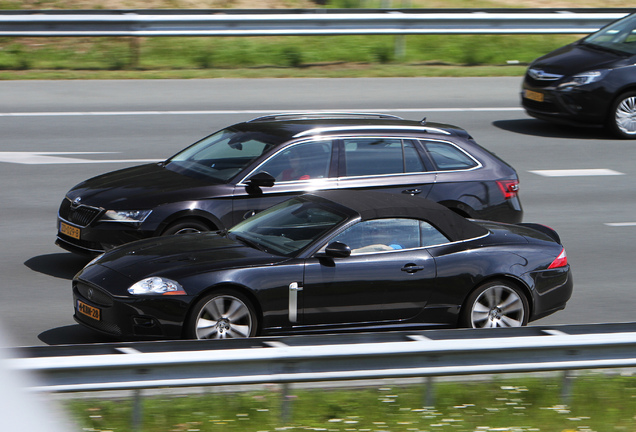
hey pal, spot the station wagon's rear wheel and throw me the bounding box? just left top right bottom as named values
left=608, top=92, right=636, bottom=139
left=460, top=281, right=529, bottom=328
left=186, top=290, right=257, bottom=339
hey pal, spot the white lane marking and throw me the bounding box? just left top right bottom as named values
left=0, top=152, right=160, bottom=165
left=529, top=169, right=624, bottom=177
left=605, top=222, right=636, bottom=227
left=0, top=107, right=524, bottom=117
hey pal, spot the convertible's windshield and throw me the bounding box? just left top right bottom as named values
left=583, top=13, right=636, bottom=56
left=228, top=198, right=348, bottom=256
left=164, top=128, right=282, bottom=182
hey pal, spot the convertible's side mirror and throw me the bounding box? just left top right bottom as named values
left=324, top=241, right=351, bottom=258
left=246, top=171, right=276, bottom=188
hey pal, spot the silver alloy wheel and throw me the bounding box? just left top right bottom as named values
left=194, top=295, right=253, bottom=339
left=615, top=96, right=636, bottom=136
left=470, top=284, right=525, bottom=328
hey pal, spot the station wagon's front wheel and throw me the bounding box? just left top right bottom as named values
left=460, top=281, right=529, bottom=328
left=186, top=290, right=257, bottom=339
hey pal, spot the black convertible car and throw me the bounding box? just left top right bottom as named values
left=73, top=191, right=572, bottom=340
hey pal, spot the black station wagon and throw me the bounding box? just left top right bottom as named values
left=57, top=112, right=523, bottom=256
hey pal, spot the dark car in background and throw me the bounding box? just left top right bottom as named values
left=57, top=112, right=522, bottom=256
left=522, top=12, right=636, bottom=138
left=72, top=191, right=571, bottom=340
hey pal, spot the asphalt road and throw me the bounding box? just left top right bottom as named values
left=1, top=77, right=634, bottom=347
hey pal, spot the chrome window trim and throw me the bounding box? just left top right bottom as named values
left=314, top=231, right=489, bottom=257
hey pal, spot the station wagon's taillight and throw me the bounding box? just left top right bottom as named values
left=496, top=179, right=520, bottom=200
left=548, top=248, right=568, bottom=269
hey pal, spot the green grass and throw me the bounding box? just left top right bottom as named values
left=63, top=372, right=636, bottom=432
left=0, top=33, right=580, bottom=79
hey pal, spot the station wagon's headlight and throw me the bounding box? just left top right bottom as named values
left=128, top=277, right=186, bottom=295
left=100, top=209, right=152, bottom=224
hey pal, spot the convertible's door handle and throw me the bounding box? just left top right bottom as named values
left=401, top=264, right=425, bottom=273
left=402, top=189, right=422, bottom=195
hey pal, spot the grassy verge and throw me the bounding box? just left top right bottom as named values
left=0, top=34, right=580, bottom=79
left=63, top=372, right=636, bottom=432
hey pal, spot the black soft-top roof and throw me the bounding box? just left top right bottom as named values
left=307, top=190, right=488, bottom=242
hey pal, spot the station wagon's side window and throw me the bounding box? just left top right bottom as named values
left=327, top=218, right=449, bottom=255
left=343, top=138, right=425, bottom=177
left=257, top=140, right=333, bottom=182
left=421, top=140, right=479, bottom=171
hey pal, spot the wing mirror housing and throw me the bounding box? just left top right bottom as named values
left=324, top=241, right=351, bottom=258
left=246, top=171, right=275, bottom=188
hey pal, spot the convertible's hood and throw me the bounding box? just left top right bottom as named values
left=66, top=163, right=232, bottom=209
left=530, top=42, right=626, bottom=76
left=85, top=232, right=288, bottom=281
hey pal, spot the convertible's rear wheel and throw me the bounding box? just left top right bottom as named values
left=460, top=281, right=529, bottom=328
left=186, top=290, right=257, bottom=339
left=608, top=92, right=636, bottom=139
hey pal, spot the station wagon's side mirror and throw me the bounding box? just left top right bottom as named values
left=246, top=171, right=276, bottom=188
left=324, top=241, right=352, bottom=258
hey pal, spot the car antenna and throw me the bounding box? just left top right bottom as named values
left=420, top=117, right=427, bottom=125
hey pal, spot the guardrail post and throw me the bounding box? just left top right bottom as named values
left=561, top=370, right=574, bottom=406
left=130, top=37, right=140, bottom=69
left=131, top=389, right=143, bottom=432
left=280, top=382, right=294, bottom=424
left=422, top=376, right=435, bottom=407
left=394, top=35, right=406, bottom=60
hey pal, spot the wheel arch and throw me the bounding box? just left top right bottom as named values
left=156, top=209, right=223, bottom=236
left=461, top=275, right=534, bottom=319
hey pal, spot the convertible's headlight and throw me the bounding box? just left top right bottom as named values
left=559, top=70, right=608, bottom=89
left=128, top=277, right=186, bottom=295
left=100, top=209, right=152, bottom=224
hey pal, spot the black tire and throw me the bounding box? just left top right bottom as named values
left=607, top=91, right=636, bottom=139
left=162, top=218, right=211, bottom=236
left=459, top=280, right=529, bottom=328
left=185, top=290, right=258, bottom=340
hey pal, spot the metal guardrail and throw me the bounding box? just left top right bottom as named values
left=0, top=9, right=633, bottom=37
left=9, top=322, right=636, bottom=393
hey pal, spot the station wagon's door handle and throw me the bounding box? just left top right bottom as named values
left=401, top=264, right=425, bottom=273
left=402, top=189, right=422, bottom=195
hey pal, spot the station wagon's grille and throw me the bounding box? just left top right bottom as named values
left=76, top=282, right=114, bottom=307
left=59, top=198, right=102, bottom=227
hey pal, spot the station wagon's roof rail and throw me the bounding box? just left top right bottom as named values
left=293, top=125, right=451, bottom=138
left=247, top=112, right=404, bottom=122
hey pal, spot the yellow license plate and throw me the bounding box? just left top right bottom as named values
left=77, top=300, right=101, bottom=321
left=60, top=221, right=80, bottom=240
left=524, top=89, right=544, bottom=102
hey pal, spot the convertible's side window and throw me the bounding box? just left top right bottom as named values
left=331, top=219, right=420, bottom=254
left=419, top=220, right=449, bottom=247
left=327, top=218, right=450, bottom=254
left=257, top=140, right=333, bottom=182
left=343, top=138, right=425, bottom=177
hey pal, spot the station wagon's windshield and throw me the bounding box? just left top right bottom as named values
left=583, top=14, right=636, bottom=55
left=228, top=198, right=349, bottom=256
left=164, top=128, right=282, bottom=182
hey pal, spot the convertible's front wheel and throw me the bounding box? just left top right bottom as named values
left=460, top=281, right=529, bottom=328
left=186, top=290, right=257, bottom=339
